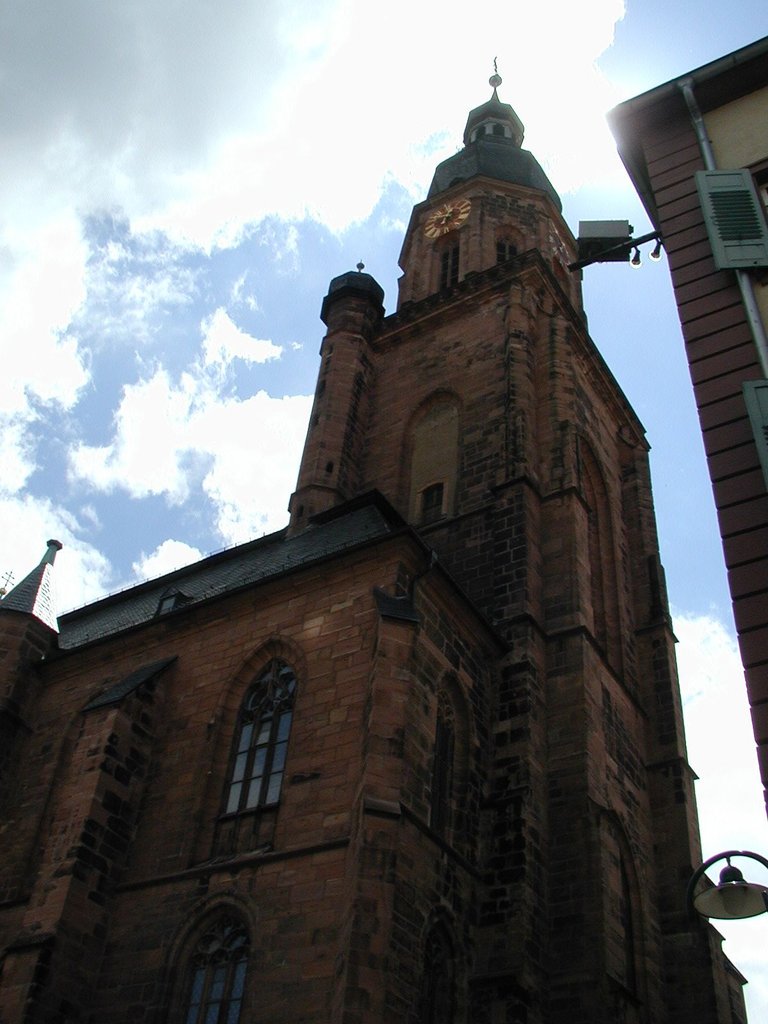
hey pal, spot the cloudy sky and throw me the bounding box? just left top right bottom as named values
left=3, top=0, right=768, bottom=1013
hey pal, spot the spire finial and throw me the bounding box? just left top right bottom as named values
left=356, top=260, right=365, bottom=273
left=489, top=57, right=502, bottom=92
left=43, top=539, right=63, bottom=566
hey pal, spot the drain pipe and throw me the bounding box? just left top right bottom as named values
left=679, top=77, right=768, bottom=376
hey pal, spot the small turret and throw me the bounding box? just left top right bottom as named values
left=0, top=541, right=63, bottom=783
left=288, top=268, right=384, bottom=534
left=0, top=539, right=62, bottom=632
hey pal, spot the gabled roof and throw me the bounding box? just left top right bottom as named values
left=56, top=495, right=406, bottom=651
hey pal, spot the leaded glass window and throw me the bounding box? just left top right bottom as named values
left=185, top=918, right=249, bottom=1024
left=225, top=659, right=297, bottom=815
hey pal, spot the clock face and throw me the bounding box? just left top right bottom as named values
left=424, top=198, right=472, bottom=238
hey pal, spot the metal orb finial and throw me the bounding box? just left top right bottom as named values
left=356, top=260, right=365, bottom=273
left=489, top=57, right=502, bottom=91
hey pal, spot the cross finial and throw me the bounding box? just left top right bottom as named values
left=0, top=569, right=14, bottom=598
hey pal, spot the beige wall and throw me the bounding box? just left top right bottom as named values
left=705, top=86, right=768, bottom=334
left=705, top=85, right=768, bottom=168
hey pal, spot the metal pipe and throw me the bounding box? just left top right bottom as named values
left=679, top=78, right=768, bottom=376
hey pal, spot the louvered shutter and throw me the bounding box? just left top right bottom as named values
left=696, top=169, right=768, bottom=270
left=743, top=380, right=768, bottom=489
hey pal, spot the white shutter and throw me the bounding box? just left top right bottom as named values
left=696, top=170, right=768, bottom=270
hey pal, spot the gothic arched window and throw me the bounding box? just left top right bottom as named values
left=407, top=395, right=460, bottom=526
left=183, top=917, right=249, bottom=1024
left=579, top=441, right=621, bottom=671
left=225, top=659, right=297, bottom=815
left=429, top=693, right=455, bottom=835
left=601, top=815, right=641, bottom=1000
left=619, top=855, right=637, bottom=994
left=419, top=923, right=455, bottom=1024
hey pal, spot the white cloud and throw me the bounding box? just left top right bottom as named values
left=0, top=215, right=91, bottom=498
left=201, top=308, right=282, bottom=368
left=132, top=539, right=204, bottom=581
left=69, top=364, right=312, bottom=542
left=70, top=369, right=199, bottom=503
left=126, top=1, right=630, bottom=246
left=195, top=390, right=313, bottom=543
left=0, top=494, right=112, bottom=613
left=0, top=215, right=90, bottom=417
left=229, top=272, right=261, bottom=312
left=674, top=610, right=768, bottom=1013
left=675, top=610, right=764, bottom=852
left=0, top=421, right=37, bottom=494
left=82, top=227, right=199, bottom=348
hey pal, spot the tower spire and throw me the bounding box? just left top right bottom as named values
left=0, top=539, right=62, bottom=632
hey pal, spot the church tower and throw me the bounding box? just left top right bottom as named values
left=0, top=78, right=743, bottom=1024
left=288, top=75, right=741, bottom=1023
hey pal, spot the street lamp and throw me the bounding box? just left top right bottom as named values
left=687, top=850, right=768, bottom=920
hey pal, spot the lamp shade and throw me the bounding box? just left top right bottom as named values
left=693, top=863, right=768, bottom=920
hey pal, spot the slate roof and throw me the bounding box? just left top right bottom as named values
left=56, top=496, right=404, bottom=651
left=82, top=656, right=177, bottom=711
left=428, top=138, right=562, bottom=211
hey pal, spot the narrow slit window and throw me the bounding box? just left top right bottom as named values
left=440, top=245, right=460, bottom=289
left=429, top=694, right=455, bottom=835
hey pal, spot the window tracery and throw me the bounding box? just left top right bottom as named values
left=225, top=658, right=296, bottom=815
left=184, top=917, right=249, bottom=1024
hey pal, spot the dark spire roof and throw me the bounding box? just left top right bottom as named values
left=427, top=73, right=561, bottom=211
left=0, top=539, right=62, bottom=632
left=320, top=268, right=385, bottom=325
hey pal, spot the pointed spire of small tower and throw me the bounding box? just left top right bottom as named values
left=0, top=539, right=63, bottom=633
left=1, top=541, right=63, bottom=777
